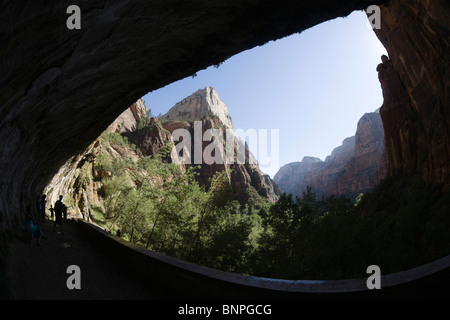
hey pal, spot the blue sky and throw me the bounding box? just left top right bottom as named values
left=142, top=10, right=387, bottom=178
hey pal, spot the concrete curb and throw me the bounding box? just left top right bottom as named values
left=75, top=219, right=450, bottom=299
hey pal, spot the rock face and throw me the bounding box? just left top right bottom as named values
left=126, top=117, right=174, bottom=157
left=110, top=99, right=148, bottom=133
left=374, top=0, right=450, bottom=187
left=273, top=157, right=323, bottom=197
left=161, top=87, right=282, bottom=203
left=274, top=111, right=387, bottom=199
left=161, top=87, right=234, bottom=130
left=0, top=0, right=448, bottom=232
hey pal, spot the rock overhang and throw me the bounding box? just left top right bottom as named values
left=2, top=0, right=450, bottom=230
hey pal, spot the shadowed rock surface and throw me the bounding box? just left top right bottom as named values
left=375, top=0, right=450, bottom=186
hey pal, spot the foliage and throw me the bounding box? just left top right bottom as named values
left=135, top=108, right=156, bottom=131
left=252, top=174, right=450, bottom=280
left=94, top=124, right=450, bottom=280
left=95, top=133, right=256, bottom=273
left=102, top=131, right=132, bottom=149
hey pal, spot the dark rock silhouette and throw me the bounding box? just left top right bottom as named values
left=374, top=0, right=450, bottom=187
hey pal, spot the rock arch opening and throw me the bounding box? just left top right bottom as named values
left=1, top=0, right=449, bottom=298
left=38, top=4, right=450, bottom=282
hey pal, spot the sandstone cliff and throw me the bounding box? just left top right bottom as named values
left=374, top=0, right=450, bottom=187
left=274, top=111, right=387, bottom=199
left=160, top=87, right=282, bottom=203
left=161, top=87, right=234, bottom=130
left=273, top=157, right=323, bottom=197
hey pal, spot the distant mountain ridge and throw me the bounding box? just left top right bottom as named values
left=274, top=110, right=387, bottom=199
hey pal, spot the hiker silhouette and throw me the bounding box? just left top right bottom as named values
left=54, top=195, right=67, bottom=235
left=49, top=205, right=55, bottom=221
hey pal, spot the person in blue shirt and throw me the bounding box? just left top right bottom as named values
left=25, top=206, right=47, bottom=246
left=28, top=220, right=43, bottom=246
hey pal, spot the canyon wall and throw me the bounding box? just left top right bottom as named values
left=274, top=111, right=387, bottom=199
left=375, top=0, right=450, bottom=186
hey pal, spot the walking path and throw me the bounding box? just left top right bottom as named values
left=6, top=219, right=156, bottom=300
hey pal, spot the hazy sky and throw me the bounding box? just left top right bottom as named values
left=142, top=10, right=388, bottom=178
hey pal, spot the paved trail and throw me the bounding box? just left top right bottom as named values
left=6, top=219, right=157, bottom=300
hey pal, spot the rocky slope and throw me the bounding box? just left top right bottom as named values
left=274, top=111, right=387, bottom=199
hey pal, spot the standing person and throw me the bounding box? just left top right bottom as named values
left=40, top=195, right=47, bottom=224
left=29, top=220, right=44, bottom=246
left=25, top=206, right=47, bottom=246
left=54, top=195, right=66, bottom=235
left=49, top=205, right=55, bottom=221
